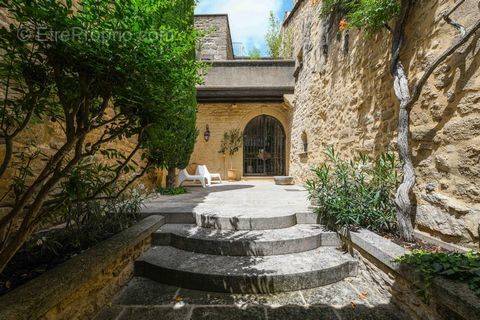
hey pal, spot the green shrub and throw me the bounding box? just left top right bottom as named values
left=321, top=0, right=400, bottom=34
left=157, top=186, right=188, bottom=196
left=4, top=189, right=144, bottom=286
left=305, top=147, right=398, bottom=233
left=1, top=157, right=146, bottom=294
left=348, top=0, right=400, bottom=34
left=396, top=250, right=480, bottom=301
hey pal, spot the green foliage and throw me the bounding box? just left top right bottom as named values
left=265, top=11, right=282, bottom=59
left=321, top=0, right=400, bottom=34
left=157, top=186, right=188, bottom=196
left=145, top=88, right=199, bottom=171
left=348, top=0, right=400, bottom=34
left=219, top=129, right=242, bottom=156
left=396, top=250, right=480, bottom=301
left=320, top=0, right=353, bottom=16
left=248, top=47, right=262, bottom=59
left=305, top=147, right=398, bottom=233
left=0, top=0, right=202, bottom=272
left=10, top=189, right=144, bottom=280
left=219, top=129, right=242, bottom=171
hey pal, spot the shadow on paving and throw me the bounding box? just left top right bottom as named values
left=140, top=184, right=256, bottom=217
left=96, top=277, right=413, bottom=320
left=96, top=302, right=410, bottom=320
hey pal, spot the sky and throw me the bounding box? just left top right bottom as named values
left=195, top=0, right=294, bottom=57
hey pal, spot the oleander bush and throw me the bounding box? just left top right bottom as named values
left=306, top=147, right=398, bottom=233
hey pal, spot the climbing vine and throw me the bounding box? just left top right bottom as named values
left=396, top=250, right=480, bottom=301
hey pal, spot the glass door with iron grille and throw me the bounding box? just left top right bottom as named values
left=243, top=115, right=286, bottom=176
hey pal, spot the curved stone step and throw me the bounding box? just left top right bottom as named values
left=195, top=211, right=298, bottom=230
left=134, top=246, right=358, bottom=294
left=153, top=224, right=341, bottom=256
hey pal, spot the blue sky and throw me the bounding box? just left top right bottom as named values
left=195, top=0, right=294, bottom=56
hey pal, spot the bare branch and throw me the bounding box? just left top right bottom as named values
left=409, top=18, right=480, bottom=109
left=441, top=0, right=467, bottom=36
left=95, top=163, right=150, bottom=202
left=0, top=138, right=13, bottom=179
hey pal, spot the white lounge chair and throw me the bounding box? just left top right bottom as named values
left=178, top=168, right=207, bottom=188
left=196, top=165, right=222, bottom=186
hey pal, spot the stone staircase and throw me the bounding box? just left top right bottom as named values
left=134, top=211, right=358, bottom=294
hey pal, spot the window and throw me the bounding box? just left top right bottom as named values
left=301, top=131, right=308, bottom=153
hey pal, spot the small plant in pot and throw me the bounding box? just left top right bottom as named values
left=219, top=129, right=242, bottom=180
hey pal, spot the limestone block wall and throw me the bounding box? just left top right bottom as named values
left=194, top=15, right=234, bottom=60
left=189, top=103, right=291, bottom=179
left=283, top=0, right=480, bottom=248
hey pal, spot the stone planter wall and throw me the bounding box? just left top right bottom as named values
left=343, top=229, right=480, bottom=320
left=0, top=215, right=165, bottom=320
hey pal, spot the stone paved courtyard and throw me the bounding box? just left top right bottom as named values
left=95, top=181, right=412, bottom=320
left=96, top=276, right=408, bottom=320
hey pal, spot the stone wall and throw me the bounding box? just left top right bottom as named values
left=189, top=103, right=291, bottom=179
left=283, top=0, right=480, bottom=248
left=195, top=15, right=234, bottom=60
left=0, top=216, right=165, bottom=320
left=344, top=229, right=480, bottom=320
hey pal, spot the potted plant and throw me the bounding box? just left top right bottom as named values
left=219, top=129, right=242, bottom=180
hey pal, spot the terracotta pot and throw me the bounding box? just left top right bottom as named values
left=227, top=169, right=237, bottom=181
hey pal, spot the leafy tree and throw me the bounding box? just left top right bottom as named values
left=0, top=0, right=201, bottom=273
left=218, top=129, right=242, bottom=171
left=265, top=11, right=282, bottom=59
left=145, top=87, right=199, bottom=188
left=319, top=0, right=480, bottom=241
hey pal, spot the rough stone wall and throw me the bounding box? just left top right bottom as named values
left=195, top=15, right=234, bottom=60
left=283, top=0, right=480, bottom=248
left=189, top=103, right=291, bottom=178
left=43, top=237, right=151, bottom=320
left=353, top=246, right=452, bottom=320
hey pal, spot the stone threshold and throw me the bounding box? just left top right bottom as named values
left=0, top=215, right=165, bottom=320
left=342, top=229, right=480, bottom=320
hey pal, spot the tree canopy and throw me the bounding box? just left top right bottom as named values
left=0, top=0, right=202, bottom=273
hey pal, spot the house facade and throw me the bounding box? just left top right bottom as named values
left=192, top=14, right=295, bottom=179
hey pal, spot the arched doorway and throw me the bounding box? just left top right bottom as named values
left=243, top=115, right=286, bottom=176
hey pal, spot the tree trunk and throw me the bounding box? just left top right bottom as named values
left=166, top=167, right=176, bottom=188
left=0, top=225, right=34, bottom=274
left=392, top=63, right=415, bottom=242
left=391, top=0, right=415, bottom=242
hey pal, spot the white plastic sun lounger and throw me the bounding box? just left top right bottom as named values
left=178, top=169, right=207, bottom=188
left=196, top=165, right=222, bottom=186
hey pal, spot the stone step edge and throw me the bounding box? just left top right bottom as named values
left=134, top=247, right=358, bottom=294
left=152, top=224, right=341, bottom=256
left=195, top=211, right=320, bottom=230
left=142, top=211, right=320, bottom=228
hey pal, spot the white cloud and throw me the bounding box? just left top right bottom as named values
left=195, top=0, right=283, bottom=55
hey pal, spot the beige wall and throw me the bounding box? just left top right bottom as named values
left=283, top=0, right=480, bottom=248
left=189, top=103, right=291, bottom=178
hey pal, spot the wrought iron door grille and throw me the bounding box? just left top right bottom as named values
left=243, top=115, right=286, bottom=176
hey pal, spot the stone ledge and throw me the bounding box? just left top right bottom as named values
left=344, top=229, right=480, bottom=320
left=197, top=86, right=295, bottom=103
left=0, top=215, right=165, bottom=320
